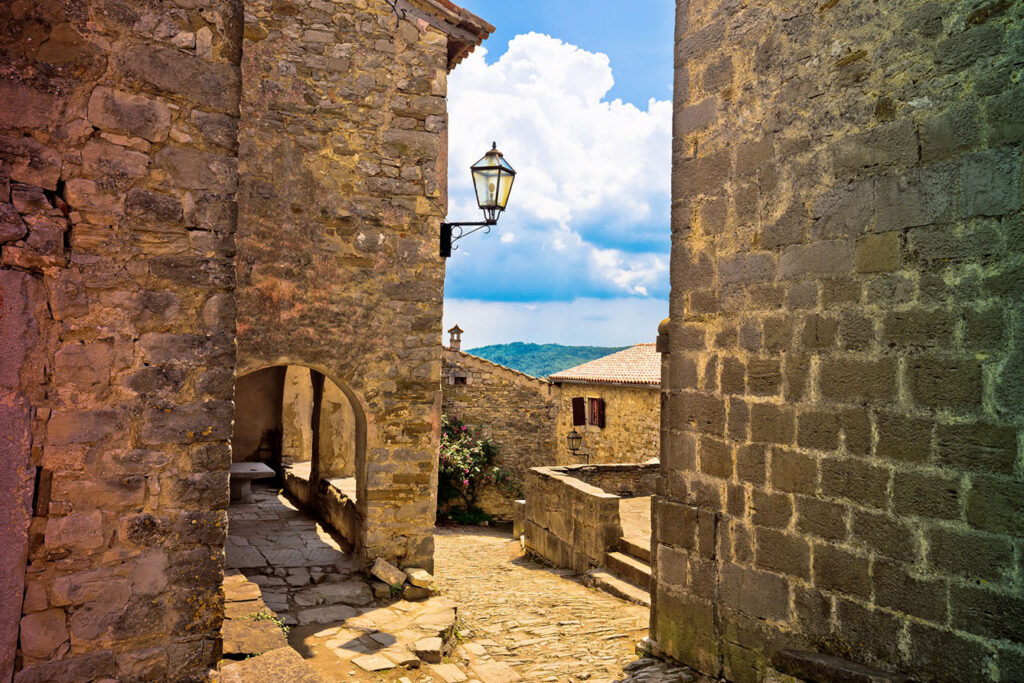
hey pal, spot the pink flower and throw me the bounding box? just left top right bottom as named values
left=462, top=479, right=469, bottom=486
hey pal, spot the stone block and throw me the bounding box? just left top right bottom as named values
left=750, top=403, right=794, bottom=445
left=699, top=437, right=732, bottom=479
left=966, top=475, right=1024, bottom=535
left=820, top=458, right=890, bottom=510
left=907, top=353, right=983, bottom=410
left=819, top=356, right=896, bottom=403
left=19, top=609, right=68, bottom=659
left=719, top=252, right=776, bottom=285
left=872, top=559, right=947, bottom=623
left=811, top=180, right=872, bottom=239
left=796, top=410, right=839, bottom=451
left=882, top=308, right=954, bottom=348
left=155, top=147, right=238, bottom=192
left=0, top=135, right=62, bottom=190
left=926, top=526, right=1014, bottom=582
left=799, top=315, right=837, bottom=350
left=720, top=562, right=790, bottom=621
left=751, top=489, right=791, bottom=529
left=813, top=543, right=870, bottom=598
left=769, top=448, right=816, bottom=495
left=747, top=358, right=781, bottom=396
left=855, top=232, right=900, bottom=272
left=906, top=621, right=994, bottom=683
left=12, top=650, right=115, bottom=683
left=675, top=97, right=717, bottom=135
left=779, top=240, right=854, bottom=279
left=961, top=147, right=1022, bottom=217
left=81, top=140, right=150, bottom=178
left=950, top=583, right=1024, bottom=644
left=755, top=528, right=810, bottom=579
left=874, top=165, right=955, bottom=232
left=118, top=45, right=240, bottom=114
left=851, top=509, right=917, bottom=563
left=654, top=498, right=698, bottom=551
left=47, top=410, right=125, bottom=446
left=794, top=495, right=846, bottom=542
left=935, top=422, right=1018, bottom=475
left=87, top=87, right=171, bottom=142
left=919, top=102, right=982, bottom=162
left=64, top=178, right=122, bottom=214
left=875, top=414, right=932, bottom=463
left=735, top=444, right=766, bottom=485
left=831, top=119, right=918, bottom=173
left=984, top=82, right=1024, bottom=146
left=0, top=203, right=27, bottom=244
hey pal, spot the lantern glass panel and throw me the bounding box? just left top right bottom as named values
left=567, top=429, right=583, bottom=453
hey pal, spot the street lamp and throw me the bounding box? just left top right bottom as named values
left=440, top=142, right=516, bottom=258
left=566, top=428, right=589, bottom=465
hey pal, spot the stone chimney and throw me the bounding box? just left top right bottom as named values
left=448, top=324, right=463, bottom=351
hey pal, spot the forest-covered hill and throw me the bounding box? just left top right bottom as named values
left=465, top=342, right=628, bottom=379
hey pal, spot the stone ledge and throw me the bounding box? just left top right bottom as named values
left=772, top=649, right=913, bottom=683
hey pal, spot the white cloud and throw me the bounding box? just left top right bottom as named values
left=443, top=297, right=669, bottom=348
left=446, top=33, right=671, bottom=300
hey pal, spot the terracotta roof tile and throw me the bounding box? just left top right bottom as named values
left=548, top=344, right=661, bottom=386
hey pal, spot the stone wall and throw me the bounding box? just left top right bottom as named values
left=655, top=2, right=1024, bottom=682
left=235, top=1, right=489, bottom=573
left=523, top=466, right=624, bottom=573
left=1, top=1, right=243, bottom=679
left=555, top=382, right=661, bottom=464
left=571, top=463, right=660, bottom=498
left=1, top=0, right=491, bottom=678
left=441, top=348, right=560, bottom=499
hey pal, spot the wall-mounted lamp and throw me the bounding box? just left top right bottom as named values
left=566, top=428, right=589, bottom=465
left=440, top=142, right=516, bottom=258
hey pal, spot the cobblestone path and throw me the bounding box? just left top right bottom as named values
left=432, top=527, right=705, bottom=683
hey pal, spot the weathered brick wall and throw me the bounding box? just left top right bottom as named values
left=236, top=0, right=469, bottom=571
left=555, top=382, right=661, bottom=464
left=441, top=348, right=560, bottom=490
left=655, top=1, right=1024, bottom=681
left=1, top=1, right=243, bottom=679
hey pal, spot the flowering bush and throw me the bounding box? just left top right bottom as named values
left=437, top=415, right=509, bottom=523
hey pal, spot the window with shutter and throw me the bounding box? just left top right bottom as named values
left=571, top=397, right=586, bottom=425
left=589, top=397, right=605, bottom=428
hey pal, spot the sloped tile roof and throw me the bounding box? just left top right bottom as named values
left=548, top=344, right=661, bottom=386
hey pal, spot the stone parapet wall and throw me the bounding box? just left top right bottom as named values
left=524, top=465, right=630, bottom=572
left=556, top=382, right=660, bottom=464
left=656, top=2, right=1024, bottom=682
left=570, top=463, right=660, bottom=498
left=1, top=1, right=243, bottom=679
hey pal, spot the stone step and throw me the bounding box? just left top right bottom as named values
left=618, top=535, right=651, bottom=563
left=586, top=569, right=651, bottom=607
left=604, top=551, right=652, bottom=590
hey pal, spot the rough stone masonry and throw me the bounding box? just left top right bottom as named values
left=654, top=1, right=1024, bottom=681
left=0, top=0, right=490, bottom=680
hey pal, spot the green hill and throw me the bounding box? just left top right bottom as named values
left=465, top=342, right=629, bottom=379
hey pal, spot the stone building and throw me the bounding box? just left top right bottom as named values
left=441, top=328, right=560, bottom=517
left=549, top=344, right=661, bottom=465
left=442, top=330, right=662, bottom=517
left=0, top=0, right=491, bottom=680
left=653, top=1, right=1024, bottom=682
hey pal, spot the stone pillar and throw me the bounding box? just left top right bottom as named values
left=654, top=1, right=1024, bottom=682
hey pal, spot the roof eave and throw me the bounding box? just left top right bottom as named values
left=399, top=0, right=494, bottom=70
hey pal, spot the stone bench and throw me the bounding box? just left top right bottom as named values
left=230, top=462, right=275, bottom=503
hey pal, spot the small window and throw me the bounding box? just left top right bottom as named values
left=588, top=397, right=606, bottom=429
left=453, top=376, right=467, bottom=386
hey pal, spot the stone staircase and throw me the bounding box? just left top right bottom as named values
left=587, top=535, right=652, bottom=607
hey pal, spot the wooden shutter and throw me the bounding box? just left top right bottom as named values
left=593, top=398, right=606, bottom=428
left=571, top=397, right=586, bottom=426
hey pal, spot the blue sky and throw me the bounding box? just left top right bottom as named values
left=442, top=1, right=674, bottom=348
